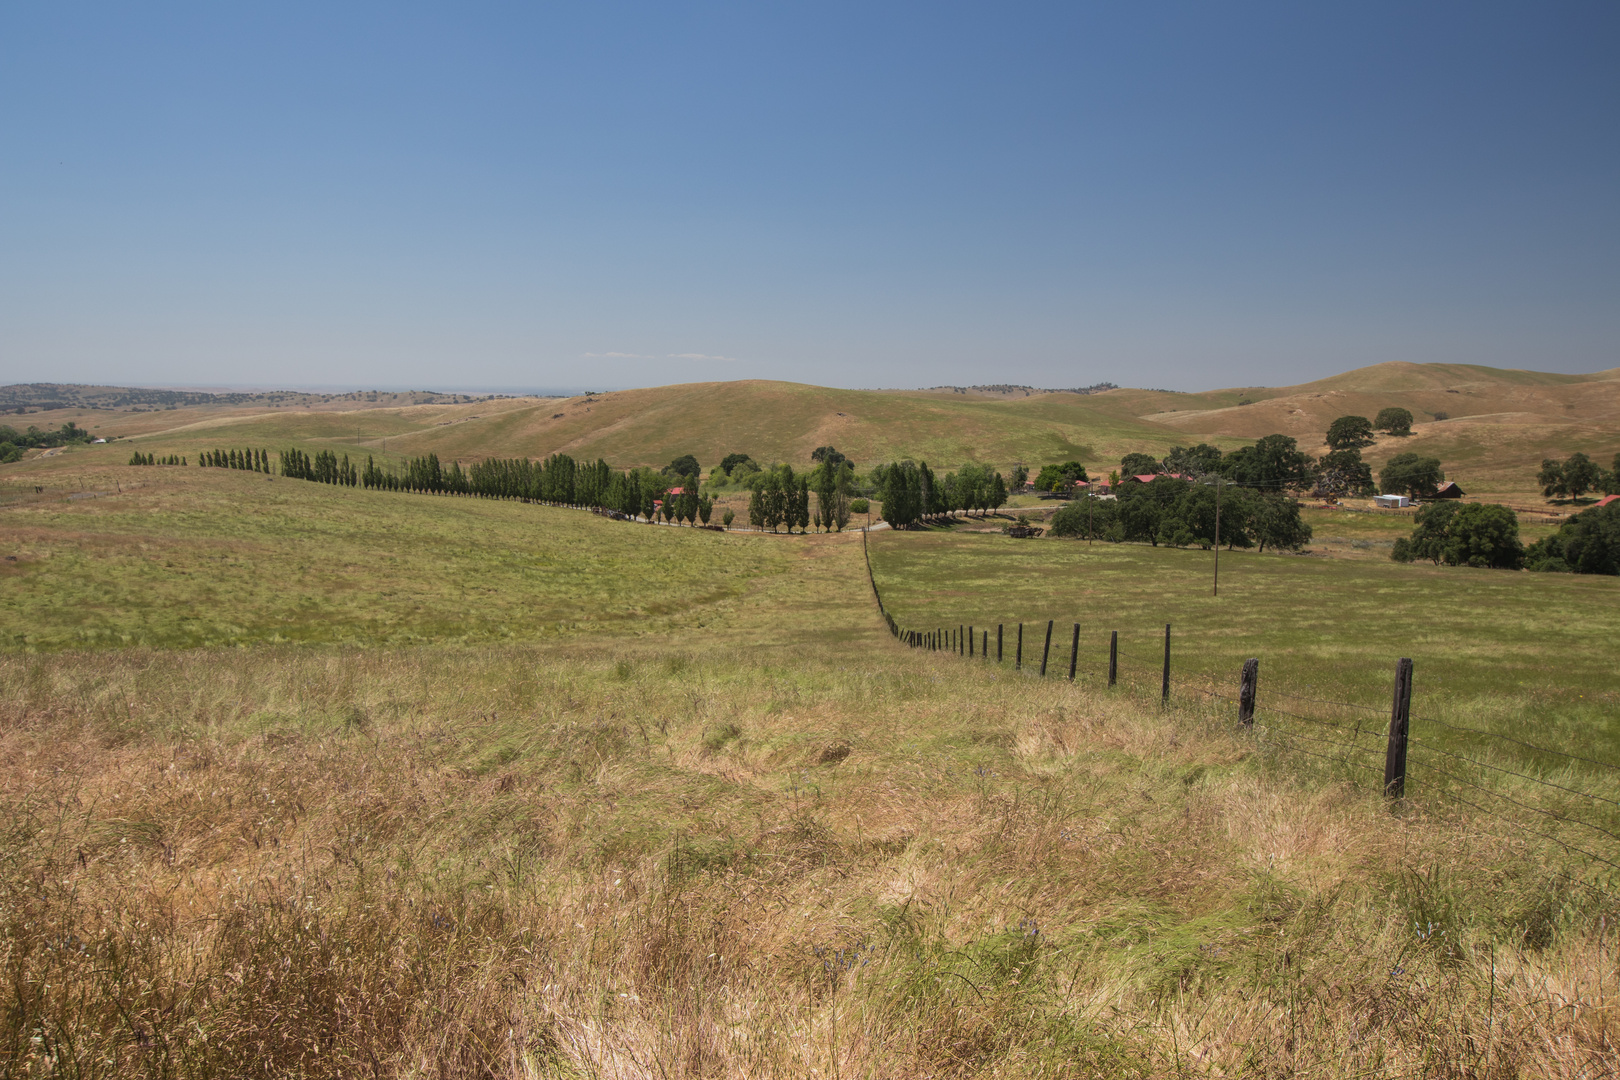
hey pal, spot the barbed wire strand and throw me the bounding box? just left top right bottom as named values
left=1412, top=714, right=1620, bottom=774
left=1410, top=757, right=1620, bottom=847
left=1421, top=785, right=1620, bottom=894
left=1409, top=738, right=1620, bottom=809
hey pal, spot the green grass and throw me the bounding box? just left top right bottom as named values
left=867, top=528, right=1620, bottom=765
left=0, top=467, right=879, bottom=652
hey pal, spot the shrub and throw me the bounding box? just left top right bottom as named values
left=849, top=498, right=869, bottom=515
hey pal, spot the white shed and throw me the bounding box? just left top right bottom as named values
left=1372, top=494, right=1410, bottom=509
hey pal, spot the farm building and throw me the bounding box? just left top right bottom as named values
left=1373, top=494, right=1411, bottom=509
left=1433, top=481, right=1466, bottom=499
left=1595, top=495, right=1619, bottom=509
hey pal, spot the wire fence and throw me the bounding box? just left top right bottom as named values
left=861, top=529, right=1620, bottom=900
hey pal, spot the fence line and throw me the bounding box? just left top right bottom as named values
left=861, top=541, right=1620, bottom=894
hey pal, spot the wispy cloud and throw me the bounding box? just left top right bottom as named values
left=581, top=351, right=743, bottom=363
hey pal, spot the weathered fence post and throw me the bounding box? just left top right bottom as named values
left=1238, top=659, right=1259, bottom=726
left=1161, top=624, right=1171, bottom=704
left=1016, top=624, right=1023, bottom=670
left=1040, top=620, right=1053, bottom=676
left=969, top=625, right=974, bottom=657
left=959, top=625, right=964, bottom=655
left=982, top=629, right=988, bottom=659
left=1384, top=658, right=1413, bottom=799
left=1108, top=631, right=1118, bottom=687
left=997, top=624, right=1003, bottom=663
left=1068, top=623, right=1080, bottom=681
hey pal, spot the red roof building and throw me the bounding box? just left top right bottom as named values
left=1595, top=494, right=1619, bottom=509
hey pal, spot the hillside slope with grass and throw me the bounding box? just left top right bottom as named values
left=8, top=361, right=1619, bottom=503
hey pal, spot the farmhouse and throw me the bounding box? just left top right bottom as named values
left=1433, top=481, right=1466, bottom=499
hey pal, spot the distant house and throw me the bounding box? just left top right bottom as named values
left=1119, top=472, right=1186, bottom=485
left=1373, top=494, right=1411, bottom=509
left=666, top=487, right=685, bottom=496
left=1433, top=482, right=1465, bottom=499
left=1595, top=495, right=1619, bottom=509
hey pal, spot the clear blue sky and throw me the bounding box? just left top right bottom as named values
left=2, top=2, right=1616, bottom=392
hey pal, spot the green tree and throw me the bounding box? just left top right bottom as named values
left=1561, top=452, right=1603, bottom=499
left=1008, top=464, right=1028, bottom=490
left=1374, top=407, right=1414, bottom=436
left=719, top=453, right=753, bottom=474
left=1325, top=415, right=1375, bottom=450
left=1525, top=501, right=1620, bottom=574
left=1380, top=452, right=1445, bottom=499
left=722, top=506, right=735, bottom=528
left=1248, top=492, right=1312, bottom=553
left=1314, top=448, right=1375, bottom=497
left=1119, top=452, right=1159, bottom=477
left=1163, top=444, right=1222, bottom=477
left=1222, top=435, right=1313, bottom=491
left=1394, top=502, right=1523, bottom=569
left=810, top=446, right=849, bottom=469
left=1537, top=458, right=1567, bottom=498
left=666, top=454, right=700, bottom=479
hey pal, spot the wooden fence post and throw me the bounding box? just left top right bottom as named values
left=1108, top=632, right=1118, bottom=688
left=959, top=625, right=964, bottom=655
left=982, top=629, right=988, bottom=659
left=1016, top=624, right=1023, bottom=671
left=1161, top=624, right=1171, bottom=704
left=1238, top=659, right=1259, bottom=726
left=1384, top=658, right=1413, bottom=799
left=997, top=625, right=1003, bottom=663
left=1068, top=623, right=1079, bottom=681
left=1040, top=620, right=1053, bottom=676
left=969, top=625, right=974, bottom=657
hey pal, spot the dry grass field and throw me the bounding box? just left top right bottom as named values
left=2, top=461, right=1618, bottom=1077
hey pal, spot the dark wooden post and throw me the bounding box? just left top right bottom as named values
left=1384, top=658, right=1413, bottom=799
left=1108, top=631, right=1118, bottom=687
left=997, top=624, right=1003, bottom=663
left=969, top=626, right=974, bottom=657
left=1040, top=620, right=1053, bottom=676
left=1015, top=624, right=1023, bottom=670
left=982, top=629, right=988, bottom=659
left=959, top=625, right=964, bottom=655
left=1238, top=659, right=1259, bottom=726
left=1161, top=624, right=1171, bottom=704
left=1068, top=622, right=1079, bottom=681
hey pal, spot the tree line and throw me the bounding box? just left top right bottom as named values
left=129, top=452, right=185, bottom=466
left=199, top=448, right=272, bottom=472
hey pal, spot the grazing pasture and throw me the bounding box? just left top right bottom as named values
left=1, top=465, right=1617, bottom=1077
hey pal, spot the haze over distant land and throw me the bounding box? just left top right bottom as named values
left=1, top=5, right=1616, bottom=391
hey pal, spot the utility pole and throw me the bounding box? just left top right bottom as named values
left=1213, top=477, right=1222, bottom=597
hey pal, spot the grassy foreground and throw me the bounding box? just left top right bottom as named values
left=4, top=645, right=1616, bottom=1078
left=2, top=469, right=1618, bottom=1076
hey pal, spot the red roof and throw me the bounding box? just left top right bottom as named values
left=1596, top=494, right=1619, bottom=509
left=666, top=487, right=685, bottom=496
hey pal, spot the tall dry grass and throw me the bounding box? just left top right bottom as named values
left=2, top=643, right=1615, bottom=1077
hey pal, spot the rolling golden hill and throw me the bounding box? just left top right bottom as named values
left=8, top=361, right=1617, bottom=502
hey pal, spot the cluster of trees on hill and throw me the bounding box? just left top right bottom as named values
left=129, top=452, right=185, bottom=465
left=1538, top=453, right=1620, bottom=500
left=0, top=422, right=93, bottom=462
left=1049, top=476, right=1311, bottom=552
left=201, top=448, right=271, bottom=472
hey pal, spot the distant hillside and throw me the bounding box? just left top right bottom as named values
left=0, top=383, right=503, bottom=414
left=9, top=362, right=1617, bottom=502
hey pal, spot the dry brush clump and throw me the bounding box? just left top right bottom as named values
left=0, top=645, right=1615, bottom=1078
